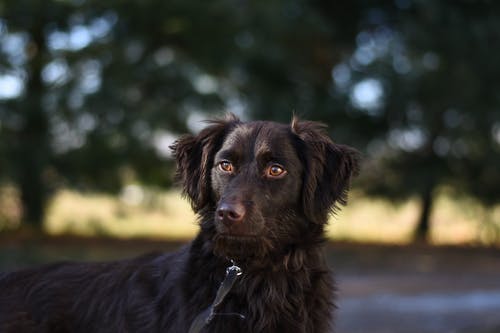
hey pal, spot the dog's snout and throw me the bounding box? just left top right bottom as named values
left=216, top=202, right=246, bottom=226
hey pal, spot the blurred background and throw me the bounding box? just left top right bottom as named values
left=1, top=0, right=499, bottom=332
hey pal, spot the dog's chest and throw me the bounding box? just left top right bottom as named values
left=207, top=270, right=314, bottom=333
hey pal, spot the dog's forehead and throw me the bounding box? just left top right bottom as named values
left=221, top=121, right=294, bottom=155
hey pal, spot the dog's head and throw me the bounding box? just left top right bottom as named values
left=171, top=114, right=359, bottom=261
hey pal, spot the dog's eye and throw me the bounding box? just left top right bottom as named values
left=267, top=164, right=286, bottom=178
left=219, top=161, right=234, bottom=173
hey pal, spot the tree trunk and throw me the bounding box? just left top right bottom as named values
left=414, top=185, right=434, bottom=243
left=16, top=111, right=49, bottom=229
left=15, top=20, right=49, bottom=230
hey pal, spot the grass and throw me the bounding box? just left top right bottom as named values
left=327, top=191, right=497, bottom=245
left=45, top=189, right=198, bottom=239
left=1, top=184, right=498, bottom=245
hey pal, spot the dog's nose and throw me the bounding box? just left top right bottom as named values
left=216, top=202, right=246, bottom=226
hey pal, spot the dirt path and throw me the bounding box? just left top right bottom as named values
left=1, top=236, right=500, bottom=332
left=336, top=274, right=500, bottom=333
left=329, top=244, right=500, bottom=333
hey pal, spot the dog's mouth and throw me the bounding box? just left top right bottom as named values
left=217, top=233, right=258, bottom=239
left=213, top=233, right=273, bottom=261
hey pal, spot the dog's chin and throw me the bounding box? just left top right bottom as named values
left=213, top=233, right=273, bottom=262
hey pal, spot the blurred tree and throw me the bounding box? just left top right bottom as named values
left=0, top=0, right=232, bottom=227
left=323, top=1, right=500, bottom=242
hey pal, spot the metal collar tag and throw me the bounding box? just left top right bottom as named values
left=188, top=262, right=244, bottom=333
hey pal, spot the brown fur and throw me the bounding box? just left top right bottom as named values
left=0, top=114, right=359, bottom=332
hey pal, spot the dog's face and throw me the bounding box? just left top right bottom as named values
left=171, top=114, right=359, bottom=261
left=209, top=121, right=305, bottom=259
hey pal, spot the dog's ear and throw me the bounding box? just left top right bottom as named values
left=291, top=118, right=360, bottom=224
left=170, top=114, right=239, bottom=212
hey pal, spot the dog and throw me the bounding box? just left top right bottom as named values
left=0, top=114, right=359, bottom=332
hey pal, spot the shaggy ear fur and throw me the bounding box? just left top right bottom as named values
left=170, top=114, right=240, bottom=212
left=291, top=117, right=360, bottom=224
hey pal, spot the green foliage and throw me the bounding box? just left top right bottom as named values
left=345, top=1, right=500, bottom=207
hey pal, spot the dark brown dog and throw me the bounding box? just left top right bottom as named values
left=0, top=114, right=359, bottom=332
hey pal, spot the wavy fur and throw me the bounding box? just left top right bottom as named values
left=0, top=115, right=359, bottom=333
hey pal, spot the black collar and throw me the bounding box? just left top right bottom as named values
left=188, top=261, right=245, bottom=333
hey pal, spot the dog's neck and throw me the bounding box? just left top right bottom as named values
left=191, top=227, right=327, bottom=274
